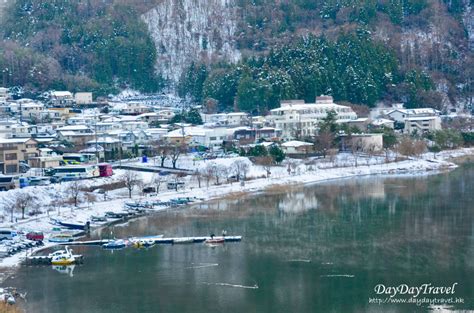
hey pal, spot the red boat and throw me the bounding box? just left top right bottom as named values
left=205, top=238, right=225, bottom=244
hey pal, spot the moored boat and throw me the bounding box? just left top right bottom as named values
left=50, top=246, right=76, bottom=265
left=49, top=233, right=74, bottom=243
left=51, top=219, right=90, bottom=231
left=103, top=239, right=127, bottom=249
left=204, top=238, right=225, bottom=244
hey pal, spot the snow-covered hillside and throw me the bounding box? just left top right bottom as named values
left=142, top=0, right=241, bottom=82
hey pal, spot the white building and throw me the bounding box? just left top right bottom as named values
left=385, top=108, right=440, bottom=124
left=268, top=96, right=357, bottom=140
left=202, top=112, right=249, bottom=127
left=404, top=116, right=442, bottom=134
left=75, top=92, right=93, bottom=105
left=50, top=91, right=75, bottom=107
left=164, top=126, right=231, bottom=149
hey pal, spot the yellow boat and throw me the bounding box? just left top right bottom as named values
left=50, top=246, right=76, bottom=265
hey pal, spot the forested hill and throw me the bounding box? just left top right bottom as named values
left=0, top=0, right=472, bottom=113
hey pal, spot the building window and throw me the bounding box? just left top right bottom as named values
left=5, top=164, right=17, bottom=174
left=5, top=153, right=17, bottom=160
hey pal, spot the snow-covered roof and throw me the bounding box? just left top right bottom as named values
left=405, top=116, right=439, bottom=121
left=281, top=141, right=313, bottom=148
left=0, top=138, right=35, bottom=144
left=164, top=127, right=207, bottom=137
left=87, top=137, right=120, bottom=144
left=57, top=125, right=91, bottom=131
left=51, top=91, right=73, bottom=97
left=371, top=118, right=394, bottom=126
left=227, top=112, right=247, bottom=116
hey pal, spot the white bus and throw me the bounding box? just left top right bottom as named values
left=51, top=165, right=100, bottom=181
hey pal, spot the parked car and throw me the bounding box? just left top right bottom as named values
left=28, top=177, right=51, bottom=186
left=26, top=232, right=44, bottom=241
left=142, top=186, right=156, bottom=194
left=0, top=229, right=16, bottom=241
left=167, top=182, right=185, bottom=190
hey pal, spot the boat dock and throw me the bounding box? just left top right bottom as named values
left=25, top=255, right=84, bottom=265
left=62, top=236, right=243, bottom=246
left=156, top=236, right=243, bottom=244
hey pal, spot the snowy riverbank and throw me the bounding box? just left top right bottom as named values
left=0, top=148, right=472, bottom=272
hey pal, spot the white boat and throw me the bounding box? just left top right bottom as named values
left=103, top=239, right=127, bottom=249
left=173, top=238, right=194, bottom=244
left=50, top=246, right=76, bottom=265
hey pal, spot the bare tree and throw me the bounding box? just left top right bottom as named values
left=314, top=130, right=334, bottom=158
left=259, top=156, right=274, bottom=178
left=152, top=140, right=170, bottom=167
left=170, top=143, right=187, bottom=169
left=137, top=180, right=146, bottom=197
left=85, top=193, right=97, bottom=210
left=69, top=180, right=84, bottom=208
left=152, top=174, right=164, bottom=194
left=397, top=137, right=426, bottom=158
left=204, top=163, right=215, bottom=187
left=413, top=140, right=427, bottom=158
left=231, top=160, right=250, bottom=182
left=15, top=193, right=34, bottom=220
left=194, top=169, right=203, bottom=188
left=328, top=148, right=338, bottom=166
left=121, top=170, right=140, bottom=198
left=212, top=164, right=227, bottom=185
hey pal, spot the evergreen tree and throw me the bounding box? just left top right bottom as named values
left=269, top=145, right=285, bottom=163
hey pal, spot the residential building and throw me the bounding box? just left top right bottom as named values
left=57, top=125, right=95, bottom=146
left=111, top=102, right=150, bottom=115
left=49, top=91, right=75, bottom=107
left=145, top=128, right=169, bottom=141
left=340, top=133, right=384, bottom=152
left=202, top=112, right=249, bottom=127
left=164, top=126, right=231, bottom=149
left=18, top=102, right=45, bottom=121
left=226, top=112, right=249, bottom=127
left=268, top=95, right=358, bottom=140
left=232, top=127, right=281, bottom=145
left=404, top=116, right=442, bottom=134
left=28, top=156, right=62, bottom=169
left=384, top=108, right=440, bottom=124
left=75, top=92, right=93, bottom=105
left=0, top=138, right=39, bottom=174
left=281, top=141, right=315, bottom=156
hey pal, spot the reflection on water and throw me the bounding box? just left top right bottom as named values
left=51, top=265, right=75, bottom=277
left=9, top=165, right=474, bottom=313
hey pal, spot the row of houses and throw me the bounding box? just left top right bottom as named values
left=0, top=86, right=449, bottom=174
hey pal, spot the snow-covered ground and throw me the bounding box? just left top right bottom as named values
left=0, top=148, right=472, bottom=270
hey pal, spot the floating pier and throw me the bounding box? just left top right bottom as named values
left=62, top=236, right=243, bottom=246
left=25, top=255, right=84, bottom=265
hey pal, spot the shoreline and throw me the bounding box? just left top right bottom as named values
left=0, top=148, right=472, bottom=283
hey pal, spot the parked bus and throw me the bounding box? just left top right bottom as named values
left=51, top=165, right=100, bottom=182
left=62, top=153, right=97, bottom=165
left=98, top=163, right=113, bottom=177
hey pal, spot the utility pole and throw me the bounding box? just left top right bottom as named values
left=94, top=112, right=99, bottom=163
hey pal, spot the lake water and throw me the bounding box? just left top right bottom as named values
left=9, top=164, right=474, bottom=312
